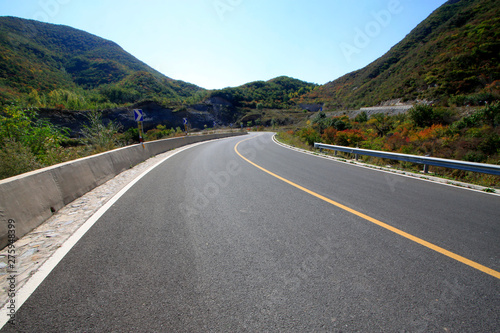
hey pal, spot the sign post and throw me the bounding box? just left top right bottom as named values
left=183, top=118, right=188, bottom=134
left=134, top=109, right=144, bottom=147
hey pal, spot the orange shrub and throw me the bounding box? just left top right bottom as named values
left=335, top=129, right=365, bottom=146
left=410, top=124, right=446, bottom=142
left=384, top=132, right=409, bottom=151
left=321, top=127, right=337, bottom=144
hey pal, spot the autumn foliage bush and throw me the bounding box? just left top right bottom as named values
left=286, top=103, right=500, bottom=186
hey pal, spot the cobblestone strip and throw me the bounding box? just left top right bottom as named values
left=0, top=145, right=190, bottom=309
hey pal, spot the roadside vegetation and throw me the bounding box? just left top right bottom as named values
left=0, top=105, right=193, bottom=180
left=277, top=103, right=500, bottom=187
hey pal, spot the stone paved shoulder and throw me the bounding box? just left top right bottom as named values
left=0, top=146, right=189, bottom=309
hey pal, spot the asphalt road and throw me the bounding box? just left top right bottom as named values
left=3, top=132, right=499, bottom=332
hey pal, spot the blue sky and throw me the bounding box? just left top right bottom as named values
left=0, top=0, right=448, bottom=89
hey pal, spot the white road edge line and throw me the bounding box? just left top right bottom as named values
left=0, top=139, right=214, bottom=328
left=271, top=133, right=500, bottom=197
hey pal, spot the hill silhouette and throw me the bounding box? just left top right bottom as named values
left=1, top=0, right=498, bottom=114
left=0, top=16, right=203, bottom=107
left=304, top=0, right=499, bottom=109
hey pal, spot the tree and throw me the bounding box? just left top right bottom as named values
left=354, top=111, right=368, bottom=123
left=0, top=105, right=68, bottom=178
left=408, top=104, right=435, bottom=127
left=81, top=109, right=122, bottom=151
left=368, top=113, right=393, bottom=137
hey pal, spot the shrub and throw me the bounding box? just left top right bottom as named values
left=408, top=104, right=435, bottom=127
left=481, top=102, right=500, bottom=127
left=332, top=117, right=350, bottom=131
left=408, top=104, right=456, bottom=127
left=367, top=113, right=394, bottom=137
left=478, top=133, right=500, bottom=155
left=321, top=127, right=337, bottom=144
left=298, top=127, right=320, bottom=146
left=120, top=127, right=140, bottom=145
left=451, top=103, right=500, bottom=131
left=0, top=139, right=42, bottom=179
left=335, top=129, right=365, bottom=146
left=146, top=124, right=177, bottom=141
left=384, top=132, right=409, bottom=151
left=0, top=105, right=68, bottom=159
left=450, top=92, right=498, bottom=106
left=354, top=111, right=368, bottom=123
left=81, top=109, right=122, bottom=151
left=464, top=151, right=486, bottom=163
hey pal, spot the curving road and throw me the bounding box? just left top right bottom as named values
left=2, top=132, right=499, bottom=332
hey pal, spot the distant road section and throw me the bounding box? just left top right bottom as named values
left=2, top=133, right=499, bottom=332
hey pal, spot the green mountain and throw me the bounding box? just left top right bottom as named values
left=0, top=16, right=203, bottom=107
left=208, top=76, right=318, bottom=109
left=2, top=0, right=498, bottom=118
left=305, top=0, right=499, bottom=109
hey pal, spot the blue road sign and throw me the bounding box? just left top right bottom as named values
left=183, top=118, right=188, bottom=125
left=134, top=109, right=143, bottom=122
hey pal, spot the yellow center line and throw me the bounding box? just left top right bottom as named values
left=234, top=136, right=500, bottom=280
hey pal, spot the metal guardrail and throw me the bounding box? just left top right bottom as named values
left=314, top=143, right=500, bottom=176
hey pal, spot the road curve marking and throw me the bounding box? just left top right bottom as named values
left=234, top=136, right=500, bottom=280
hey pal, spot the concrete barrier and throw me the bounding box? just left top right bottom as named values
left=0, top=132, right=246, bottom=249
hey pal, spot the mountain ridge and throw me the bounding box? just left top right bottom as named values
left=1, top=0, right=499, bottom=116
left=304, top=0, right=499, bottom=109
left=0, top=16, right=203, bottom=105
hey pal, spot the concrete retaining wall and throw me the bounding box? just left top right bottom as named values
left=0, top=132, right=246, bottom=249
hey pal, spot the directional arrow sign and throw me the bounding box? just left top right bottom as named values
left=134, top=109, right=143, bottom=122
left=183, top=118, right=188, bottom=125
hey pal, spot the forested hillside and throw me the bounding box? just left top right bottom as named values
left=305, top=0, right=499, bottom=109
left=0, top=16, right=204, bottom=108
left=208, top=76, right=317, bottom=109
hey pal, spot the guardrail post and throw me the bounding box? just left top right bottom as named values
left=314, top=142, right=500, bottom=176
left=424, top=154, right=430, bottom=173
